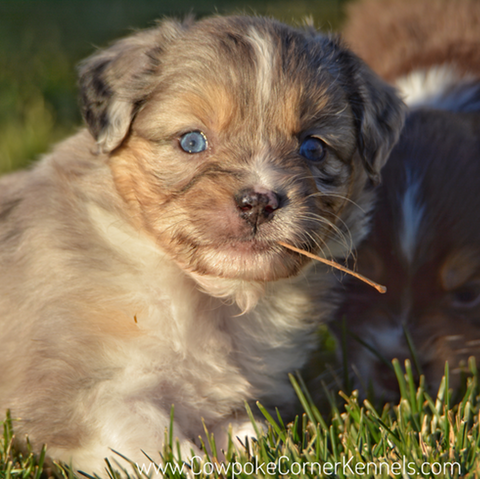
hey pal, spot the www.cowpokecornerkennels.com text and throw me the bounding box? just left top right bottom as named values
left=137, top=455, right=461, bottom=476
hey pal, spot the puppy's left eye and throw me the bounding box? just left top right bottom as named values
left=300, top=136, right=326, bottom=163
left=179, top=131, right=208, bottom=154
left=451, top=283, right=480, bottom=308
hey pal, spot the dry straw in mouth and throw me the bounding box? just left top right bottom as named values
left=278, top=241, right=387, bottom=294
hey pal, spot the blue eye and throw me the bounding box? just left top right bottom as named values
left=299, top=136, right=326, bottom=162
left=179, top=131, right=208, bottom=154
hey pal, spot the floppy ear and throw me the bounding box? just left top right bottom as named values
left=349, top=61, right=406, bottom=184
left=78, top=19, right=187, bottom=153
left=323, top=36, right=406, bottom=184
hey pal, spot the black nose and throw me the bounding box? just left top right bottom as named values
left=235, top=187, right=280, bottom=227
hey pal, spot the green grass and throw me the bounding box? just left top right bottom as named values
left=2, top=359, right=479, bottom=478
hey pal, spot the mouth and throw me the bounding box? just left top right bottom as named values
left=169, top=232, right=305, bottom=282
left=214, top=236, right=287, bottom=266
left=219, top=233, right=320, bottom=260
left=182, top=236, right=311, bottom=282
left=223, top=237, right=279, bottom=254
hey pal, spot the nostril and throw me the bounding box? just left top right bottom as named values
left=264, top=204, right=275, bottom=215
left=239, top=204, right=253, bottom=212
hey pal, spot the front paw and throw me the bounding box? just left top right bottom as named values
left=231, top=420, right=264, bottom=451
left=208, top=413, right=268, bottom=458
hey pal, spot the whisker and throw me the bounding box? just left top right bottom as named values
left=299, top=211, right=354, bottom=253
left=302, top=229, right=333, bottom=260
left=297, top=211, right=356, bottom=262
left=308, top=191, right=368, bottom=214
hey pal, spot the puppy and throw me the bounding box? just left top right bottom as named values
left=0, top=15, right=403, bottom=473
left=330, top=0, right=480, bottom=400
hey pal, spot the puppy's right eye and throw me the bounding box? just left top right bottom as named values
left=179, top=131, right=208, bottom=154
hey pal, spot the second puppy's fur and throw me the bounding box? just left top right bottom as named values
left=332, top=0, right=480, bottom=400
left=0, top=15, right=403, bottom=473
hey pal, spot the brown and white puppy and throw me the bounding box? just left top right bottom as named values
left=331, top=108, right=480, bottom=400
left=0, top=15, right=403, bottom=474
left=330, top=0, right=480, bottom=400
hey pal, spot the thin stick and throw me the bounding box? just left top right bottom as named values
left=277, top=241, right=386, bottom=294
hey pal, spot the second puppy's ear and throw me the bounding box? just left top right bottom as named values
left=78, top=19, right=188, bottom=153
left=322, top=36, right=405, bottom=184
left=348, top=58, right=406, bottom=185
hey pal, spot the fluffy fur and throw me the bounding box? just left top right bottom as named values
left=0, top=15, right=404, bottom=473
left=330, top=0, right=480, bottom=400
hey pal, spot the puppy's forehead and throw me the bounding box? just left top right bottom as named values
left=166, top=16, right=316, bottom=73
left=162, top=17, right=342, bottom=102
left=140, top=17, right=354, bottom=148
